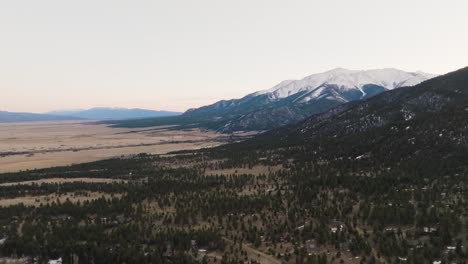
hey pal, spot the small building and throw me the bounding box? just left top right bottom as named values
left=48, top=258, right=62, bottom=264
left=385, top=226, right=399, bottom=232
left=423, top=227, right=437, bottom=233
left=446, top=246, right=456, bottom=251
left=329, top=220, right=345, bottom=233
left=305, top=239, right=317, bottom=255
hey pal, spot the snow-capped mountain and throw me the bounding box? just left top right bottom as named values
left=252, top=68, right=436, bottom=102
left=182, top=68, right=436, bottom=132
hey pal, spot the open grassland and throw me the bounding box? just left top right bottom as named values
left=0, top=121, right=245, bottom=173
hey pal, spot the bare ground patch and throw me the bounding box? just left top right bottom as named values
left=0, top=257, right=28, bottom=264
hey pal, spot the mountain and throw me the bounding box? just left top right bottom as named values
left=0, top=108, right=180, bottom=123
left=233, top=66, right=468, bottom=172
left=110, top=68, right=436, bottom=131
left=0, top=111, right=82, bottom=123
left=48, top=107, right=181, bottom=120
left=184, top=68, right=436, bottom=132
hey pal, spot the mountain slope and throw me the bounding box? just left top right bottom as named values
left=0, top=111, right=82, bottom=123
left=48, top=107, right=181, bottom=120
left=232, top=66, right=468, bottom=172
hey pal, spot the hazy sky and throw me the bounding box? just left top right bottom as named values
left=1, top=0, right=467, bottom=113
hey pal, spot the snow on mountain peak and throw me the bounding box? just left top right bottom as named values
left=254, top=68, right=437, bottom=100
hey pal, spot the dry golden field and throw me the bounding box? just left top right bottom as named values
left=0, top=121, right=231, bottom=173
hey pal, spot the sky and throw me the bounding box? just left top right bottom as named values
left=0, top=0, right=467, bottom=113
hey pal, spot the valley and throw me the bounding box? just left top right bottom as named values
left=0, top=121, right=251, bottom=173
left=1, top=1, right=466, bottom=263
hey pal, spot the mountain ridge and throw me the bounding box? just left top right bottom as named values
left=0, top=107, right=181, bottom=123
left=0, top=111, right=83, bottom=123
left=47, top=107, right=181, bottom=120
left=252, top=68, right=435, bottom=100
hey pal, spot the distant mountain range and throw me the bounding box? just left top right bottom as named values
left=47, top=107, right=181, bottom=120
left=111, top=68, right=436, bottom=131
left=0, top=111, right=82, bottom=123
left=0, top=108, right=181, bottom=123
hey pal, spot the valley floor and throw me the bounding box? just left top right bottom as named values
left=0, top=121, right=252, bottom=173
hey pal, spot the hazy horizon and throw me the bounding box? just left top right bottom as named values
left=1, top=0, right=467, bottom=113
left=0, top=67, right=441, bottom=114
